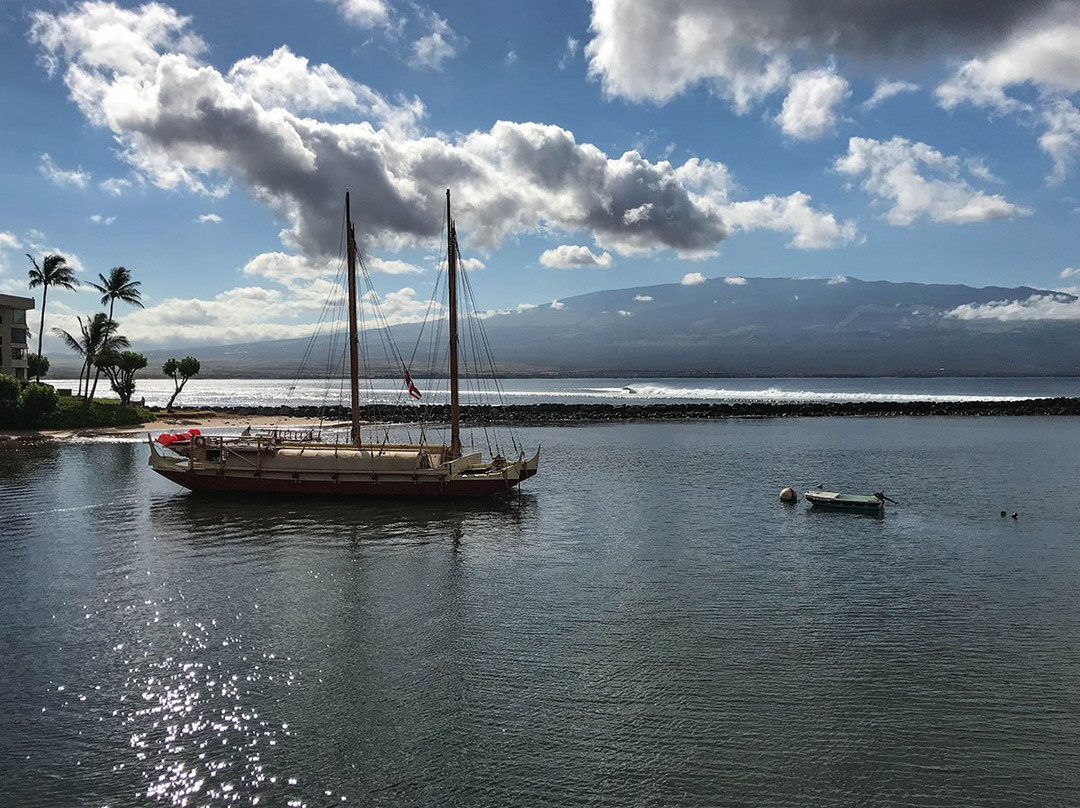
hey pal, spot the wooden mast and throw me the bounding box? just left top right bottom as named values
left=446, top=189, right=462, bottom=460
left=346, top=192, right=361, bottom=447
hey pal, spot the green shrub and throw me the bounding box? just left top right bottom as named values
left=0, top=374, right=20, bottom=427
left=19, top=383, right=60, bottom=426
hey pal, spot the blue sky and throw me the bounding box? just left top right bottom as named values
left=2, top=0, right=1080, bottom=350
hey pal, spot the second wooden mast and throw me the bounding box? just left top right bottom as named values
left=446, top=189, right=462, bottom=461
left=346, top=192, right=362, bottom=446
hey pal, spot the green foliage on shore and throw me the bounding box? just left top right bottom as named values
left=38, top=394, right=153, bottom=429
left=0, top=374, right=152, bottom=429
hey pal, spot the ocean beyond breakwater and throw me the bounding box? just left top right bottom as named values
left=162, top=396, right=1080, bottom=424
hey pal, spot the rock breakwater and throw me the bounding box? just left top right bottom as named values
left=161, top=397, right=1080, bottom=425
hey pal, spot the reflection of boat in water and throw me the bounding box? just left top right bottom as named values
left=149, top=190, right=539, bottom=497
left=805, top=490, right=893, bottom=513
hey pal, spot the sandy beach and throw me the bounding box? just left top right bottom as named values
left=0, top=411, right=332, bottom=443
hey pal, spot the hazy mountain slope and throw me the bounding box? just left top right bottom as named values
left=46, top=277, right=1080, bottom=377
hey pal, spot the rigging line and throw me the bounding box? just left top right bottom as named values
left=458, top=256, right=518, bottom=454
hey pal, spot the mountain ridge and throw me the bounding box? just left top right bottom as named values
left=45, top=276, right=1080, bottom=377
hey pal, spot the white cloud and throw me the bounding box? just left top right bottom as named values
left=835, top=136, right=1032, bottom=225
left=409, top=10, right=465, bottom=70
left=325, top=0, right=390, bottom=28
left=89, top=214, right=116, bottom=225
left=505, top=50, right=518, bottom=67
left=634, top=294, right=653, bottom=301
left=724, top=192, right=858, bottom=249
left=585, top=0, right=1050, bottom=112
left=863, top=79, right=919, bottom=109
left=539, top=245, right=614, bottom=269
left=197, top=213, right=222, bottom=224
left=39, top=153, right=90, bottom=189
left=682, top=272, right=706, bottom=285
left=827, top=274, right=848, bottom=284
left=936, top=8, right=1080, bottom=113
left=559, top=37, right=580, bottom=70
left=618, top=309, right=632, bottom=316
left=723, top=276, right=747, bottom=285
left=458, top=256, right=485, bottom=271
left=100, top=177, right=134, bottom=195
left=516, top=302, right=538, bottom=311
left=0, top=232, right=23, bottom=250
left=550, top=299, right=566, bottom=309
left=947, top=294, right=1080, bottom=322
left=776, top=68, right=850, bottom=140
left=1040, top=100, right=1080, bottom=184
left=241, top=251, right=338, bottom=284
left=1061, top=267, right=1080, bottom=279
left=366, top=255, right=424, bottom=274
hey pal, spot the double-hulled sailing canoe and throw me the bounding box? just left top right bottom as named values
left=149, top=190, right=539, bottom=497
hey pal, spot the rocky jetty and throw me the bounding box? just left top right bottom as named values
left=158, top=397, right=1080, bottom=425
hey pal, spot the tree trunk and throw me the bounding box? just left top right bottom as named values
left=89, top=301, right=113, bottom=401
left=36, top=286, right=48, bottom=383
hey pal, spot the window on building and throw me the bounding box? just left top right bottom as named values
left=14, top=367, right=26, bottom=380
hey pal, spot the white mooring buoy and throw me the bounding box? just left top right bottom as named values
left=779, top=487, right=798, bottom=503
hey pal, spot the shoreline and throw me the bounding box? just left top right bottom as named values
left=4, top=398, right=1080, bottom=444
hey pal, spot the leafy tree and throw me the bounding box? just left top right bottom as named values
left=27, top=253, right=79, bottom=382
left=96, top=350, right=147, bottom=406
left=163, top=356, right=200, bottom=411
left=0, top=373, right=20, bottom=425
left=54, top=314, right=128, bottom=399
left=87, top=267, right=144, bottom=399
left=27, top=353, right=49, bottom=380
left=18, top=382, right=59, bottom=426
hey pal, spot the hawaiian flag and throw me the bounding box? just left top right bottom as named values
left=402, top=363, right=422, bottom=400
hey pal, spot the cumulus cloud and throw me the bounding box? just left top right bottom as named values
left=324, top=0, right=390, bottom=28
left=585, top=0, right=1055, bottom=108
left=682, top=272, right=706, bottom=285
left=197, top=213, right=222, bottom=224
left=776, top=68, right=850, bottom=140
left=827, top=274, right=848, bottom=284
left=618, top=309, right=632, bottom=316
left=863, top=79, right=920, bottom=109
left=946, top=293, right=1080, bottom=321
left=28, top=1, right=856, bottom=272
left=936, top=7, right=1080, bottom=113
left=539, top=245, right=614, bottom=269
left=0, top=232, right=21, bottom=250
left=100, top=177, right=134, bottom=195
left=724, top=192, right=858, bottom=248
left=723, top=276, right=747, bottom=285
left=89, top=214, right=116, bottom=225
left=1061, top=267, right=1080, bottom=279
left=39, top=153, right=90, bottom=188
left=835, top=136, right=1032, bottom=225
left=366, top=255, right=424, bottom=274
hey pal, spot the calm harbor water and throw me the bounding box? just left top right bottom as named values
left=2, top=416, right=1080, bottom=806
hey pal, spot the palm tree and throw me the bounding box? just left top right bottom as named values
left=87, top=267, right=144, bottom=398
left=27, top=253, right=79, bottom=382
left=54, top=314, right=128, bottom=399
